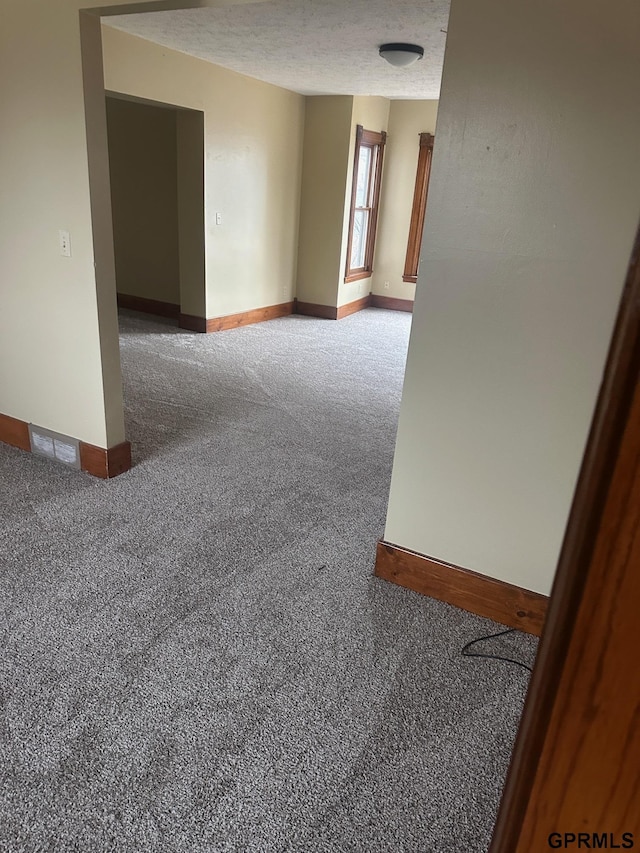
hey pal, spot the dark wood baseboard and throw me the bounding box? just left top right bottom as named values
left=370, top=294, right=414, bottom=313
left=0, top=411, right=131, bottom=479
left=79, top=440, right=132, bottom=479
left=336, top=295, right=371, bottom=319
left=179, top=313, right=208, bottom=333
left=375, top=540, right=548, bottom=636
left=293, top=299, right=338, bottom=320
left=206, top=301, right=294, bottom=332
left=117, top=292, right=180, bottom=318
left=294, top=296, right=372, bottom=320
left=0, top=412, right=31, bottom=452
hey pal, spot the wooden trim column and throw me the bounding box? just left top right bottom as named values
left=403, top=132, right=434, bottom=284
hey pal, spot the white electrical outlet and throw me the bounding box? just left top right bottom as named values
left=215, top=212, right=222, bottom=225
left=384, top=280, right=390, bottom=290
left=59, top=230, right=71, bottom=257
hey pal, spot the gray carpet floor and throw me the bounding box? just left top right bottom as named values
left=0, top=308, right=537, bottom=853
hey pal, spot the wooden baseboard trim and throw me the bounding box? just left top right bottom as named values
left=0, top=411, right=131, bottom=479
left=293, top=299, right=338, bottom=320
left=80, top=440, right=132, bottom=479
left=337, top=295, right=371, bottom=319
left=179, top=313, right=208, bottom=333
left=0, top=412, right=31, bottom=452
left=180, top=302, right=294, bottom=333
left=206, top=301, right=294, bottom=332
left=294, top=296, right=372, bottom=320
left=375, top=540, right=548, bottom=636
left=117, top=293, right=180, bottom=318
left=370, top=294, right=414, bottom=313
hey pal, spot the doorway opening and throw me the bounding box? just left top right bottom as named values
left=105, top=92, right=205, bottom=328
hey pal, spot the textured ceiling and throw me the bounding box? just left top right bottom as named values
left=105, top=0, right=451, bottom=99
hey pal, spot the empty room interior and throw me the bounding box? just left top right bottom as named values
left=1, top=1, right=639, bottom=851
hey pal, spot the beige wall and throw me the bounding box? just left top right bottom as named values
left=102, top=25, right=305, bottom=319
left=106, top=96, right=180, bottom=306
left=384, top=0, right=640, bottom=595
left=297, top=96, right=393, bottom=310
left=0, top=2, right=139, bottom=449
left=337, top=96, right=391, bottom=308
left=296, top=96, right=354, bottom=308
left=176, top=109, right=206, bottom=319
left=371, top=100, right=439, bottom=302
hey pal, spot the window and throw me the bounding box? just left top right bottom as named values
left=403, top=132, right=435, bottom=283
left=345, top=125, right=386, bottom=282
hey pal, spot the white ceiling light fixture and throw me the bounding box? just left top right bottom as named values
left=379, top=42, right=424, bottom=67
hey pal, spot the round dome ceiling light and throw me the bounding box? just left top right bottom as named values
left=379, top=43, right=425, bottom=68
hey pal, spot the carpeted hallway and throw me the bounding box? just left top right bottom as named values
left=0, top=308, right=537, bottom=853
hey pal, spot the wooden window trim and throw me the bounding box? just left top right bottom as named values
left=344, top=269, right=375, bottom=283
left=344, top=125, right=386, bottom=283
left=403, top=132, right=434, bottom=284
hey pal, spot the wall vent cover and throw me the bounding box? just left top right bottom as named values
left=28, top=425, right=81, bottom=470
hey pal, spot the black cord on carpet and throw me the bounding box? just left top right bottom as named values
left=461, top=628, right=533, bottom=673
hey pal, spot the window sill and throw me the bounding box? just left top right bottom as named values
left=345, top=270, right=373, bottom=283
